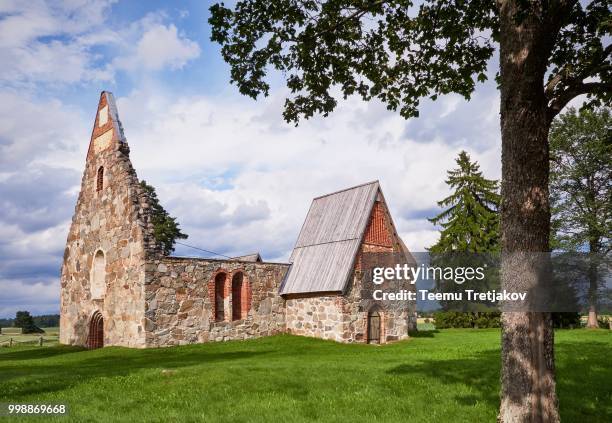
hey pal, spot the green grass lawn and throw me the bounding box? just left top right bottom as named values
left=0, top=329, right=609, bottom=422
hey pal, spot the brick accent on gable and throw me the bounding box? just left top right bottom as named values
left=364, top=201, right=393, bottom=247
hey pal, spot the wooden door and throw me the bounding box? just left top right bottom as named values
left=367, top=310, right=381, bottom=344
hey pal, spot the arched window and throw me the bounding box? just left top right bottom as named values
left=232, top=272, right=244, bottom=321
left=91, top=250, right=106, bottom=299
left=96, top=166, right=104, bottom=192
left=214, top=273, right=226, bottom=322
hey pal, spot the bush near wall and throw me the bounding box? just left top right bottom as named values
left=433, top=312, right=501, bottom=329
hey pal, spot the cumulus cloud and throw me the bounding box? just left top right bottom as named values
left=0, top=89, right=84, bottom=318
left=0, top=1, right=200, bottom=86
left=127, top=23, right=200, bottom=71
left=0, top=0, right=117, bottom=84
left=0, top=278, right=60, bottom=317
left=113, top=84, right=501, bottom=262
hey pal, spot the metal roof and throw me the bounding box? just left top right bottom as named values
left=232, top=253, right=263, bottom=262
left=280, top=181, right=380, bottom=295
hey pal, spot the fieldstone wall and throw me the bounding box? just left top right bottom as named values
left=144, top=257, right=289, bottom=347
left=285, top=270, right=416, bottom=343
left=285, top=295, right=345, bottom=342
left=60, top=92, right=158, bottom=348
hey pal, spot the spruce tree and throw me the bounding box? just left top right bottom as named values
left=429, top=151, right=500, bottom=254
left=140, top=181, right=188, bottom=255
left=428, top=151, right=500, bottom=316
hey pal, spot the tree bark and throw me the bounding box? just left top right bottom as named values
left=498, top=1, right=560, bottom=421
left=586, top=250, right=599, bottom=329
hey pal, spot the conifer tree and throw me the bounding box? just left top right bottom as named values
left=140, top=181, right=188, bottom=255
left=429, top=151, right=500, bottom=254
left=428, top=151, right=500, bottom=315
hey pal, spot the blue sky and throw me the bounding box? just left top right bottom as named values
left=0, top=0, right=508, bottom=318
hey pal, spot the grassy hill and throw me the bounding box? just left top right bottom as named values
left=0, top=329, right=609, bottom=422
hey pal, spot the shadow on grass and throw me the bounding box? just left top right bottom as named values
left=0, top=345, right=85, bottom=361
left=408, top=330, right=440, bottom=338
left=0, top=346, right=273, bottom=399
left=388, top=348, right=500, bottom=409
left=554, top=341, right=612, bottom=422
left=387, top=340, right=611, bottom=422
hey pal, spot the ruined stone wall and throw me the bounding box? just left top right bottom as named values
left=144, top=257, right=289, bottom=347
left=60, top=92, right=157, bottom=348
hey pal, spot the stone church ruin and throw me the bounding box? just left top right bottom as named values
left=60, top=92, right=417, bottom=348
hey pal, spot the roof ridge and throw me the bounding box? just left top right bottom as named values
left=312, top=180, right=379, bottom=200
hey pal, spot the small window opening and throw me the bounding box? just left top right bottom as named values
left=96, top=166, right=104, bottom=192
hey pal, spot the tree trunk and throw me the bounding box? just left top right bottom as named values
left=586, top=242, right=599, bottom=328
left=498, top=1, right=560, bottom=422
left=586, top=311, right=598, bottom=328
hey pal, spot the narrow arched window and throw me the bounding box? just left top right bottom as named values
left=232, top=272, right=243, bottom=321
left=215, top=273, right=226, bottom=322
left=96, top=166, right=104, bottom=192
left=91, top=250, right=106, bottom=299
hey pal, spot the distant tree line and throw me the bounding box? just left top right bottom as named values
left=0, top=313, right=59, bottom=330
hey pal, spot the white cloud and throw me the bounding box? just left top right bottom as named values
left=0, top=0, right=117, bottom=84
left=0, top=2, right=200, bottom=86
left=132, top=24, right=200, bottom=70
left=0, top=278, right=59, bottom=317
left=113, top=85, right=501, bottom=259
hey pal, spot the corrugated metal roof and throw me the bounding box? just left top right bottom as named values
left=280, top=181, right=380, bottom=295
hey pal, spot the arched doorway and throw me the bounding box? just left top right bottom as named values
left=367, top=310, right=381, bottom=344
left=86, top=311, right=104, bottom=349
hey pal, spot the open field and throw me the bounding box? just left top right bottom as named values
left=0, top=329, right=609, bottom=422
left=0, top=328, right=59, bottom=348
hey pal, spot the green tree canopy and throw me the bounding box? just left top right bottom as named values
left=550, top=107, right=611, bottom=254
left=14, top=311, right=43, bottom=334
left=140, top=181, right=188, bottom=255
left=209, top=1, right=610, bottom=125
left=429, top=151, right=500, bottom=254
left=549, top=106, right=611, bottom=328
